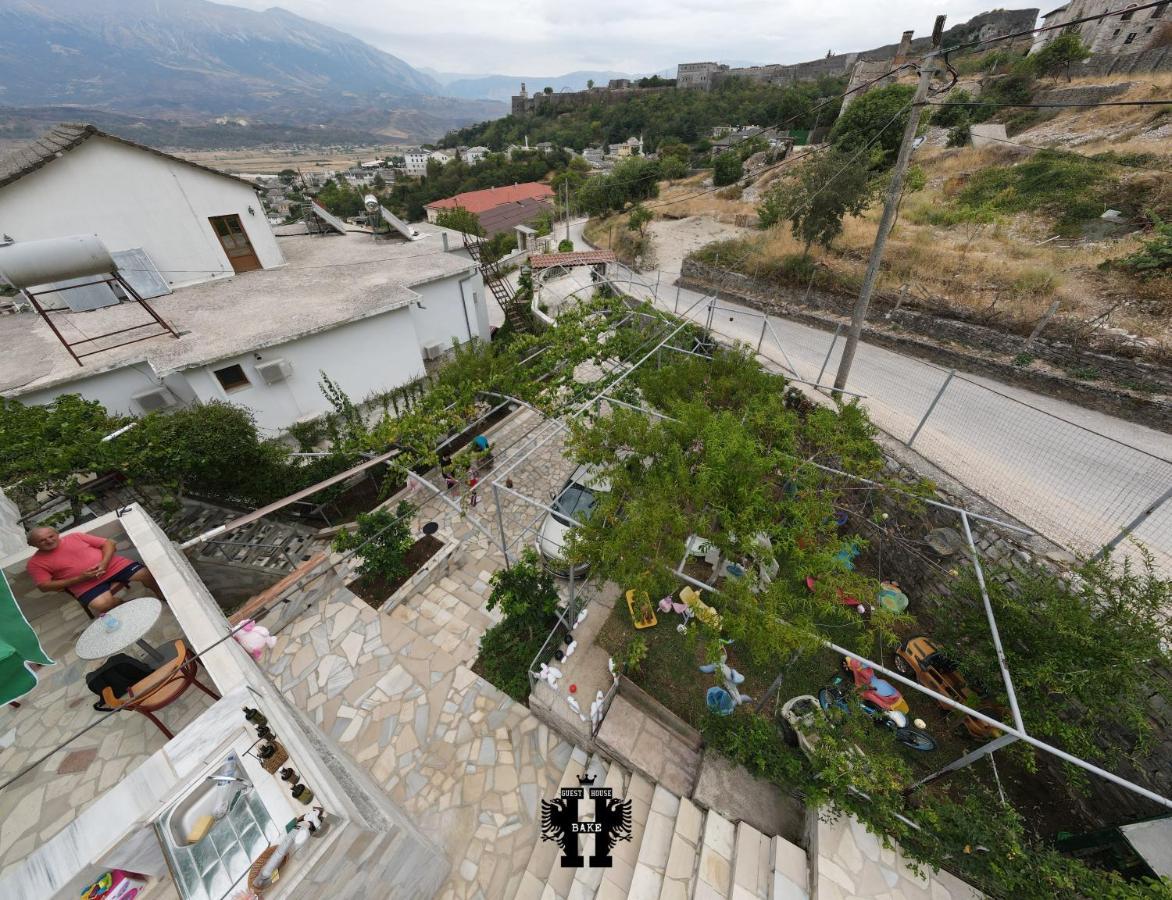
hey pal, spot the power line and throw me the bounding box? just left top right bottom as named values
left=927, top=99, right=1172, bottom=109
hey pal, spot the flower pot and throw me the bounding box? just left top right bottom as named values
left=625, top=589, right=658, bottom=629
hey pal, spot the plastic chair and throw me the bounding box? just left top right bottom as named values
left=100, top=640, right=221, bottom=739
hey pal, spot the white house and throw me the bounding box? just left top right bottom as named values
left=404, top=149, right=456, bottom=179
left=0, top=125, right=490, bottom=435
left=0, top=124, right=284, bottom=290
left=465, top=146, right=490, bottom=165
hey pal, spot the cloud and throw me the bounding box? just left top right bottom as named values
left=222, top=0, right=1012, bottom=75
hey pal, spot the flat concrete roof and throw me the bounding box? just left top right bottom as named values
left=0, top=230, right=474, bottom=394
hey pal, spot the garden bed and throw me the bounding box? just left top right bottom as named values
left=346, top=534, right=444, bottom=609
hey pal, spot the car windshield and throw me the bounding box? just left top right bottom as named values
left=551, top=483, right=596, bottom=527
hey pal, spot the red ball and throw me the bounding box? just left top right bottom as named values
left=569, top=684, right=577, bottom=693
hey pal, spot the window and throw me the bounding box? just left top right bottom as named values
left=1120, top=8, right=1135, bottom=20
left=1112, top=28, right=1121, bottom=36
left=1153, top=2, right=1168, bottom=19
left=1124, top=31, right=1137, bottom=43
left=214, top=364, right=250, bottom=392
left=1148, top=25, right=1155, bottom=31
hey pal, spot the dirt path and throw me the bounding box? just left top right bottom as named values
left=646, top=216, right=755, bottom=277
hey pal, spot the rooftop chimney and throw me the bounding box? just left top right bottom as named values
left=894, top=31, right=914, bottom=66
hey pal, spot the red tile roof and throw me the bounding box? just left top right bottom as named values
left=529, top=250, right=617, bottom=270
left=426, top=182, right=554, bottom=215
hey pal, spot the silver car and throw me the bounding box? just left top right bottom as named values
left=537, top=465, right=609, bottom=577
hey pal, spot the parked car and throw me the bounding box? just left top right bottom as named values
left=537, top=465, right=610, bottom=577
left=894, top=636, right=1002, bottom=741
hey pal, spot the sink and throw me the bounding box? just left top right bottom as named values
left=162, top=754, right=252, bottom=847
left=156, top=754, right=279, bottom=900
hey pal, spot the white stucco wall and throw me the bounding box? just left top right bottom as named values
left=15, top=365, right=199, bottom=418
left=182, top=306, right=427, bottom=434
left=408, top=271, right=489, bottom=352
left=0, top=137, right=284, bottom=289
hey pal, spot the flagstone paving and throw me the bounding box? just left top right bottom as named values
left=264, top=507, right=579, bottom=900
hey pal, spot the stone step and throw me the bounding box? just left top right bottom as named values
left=569, top=761, right=628, bottom=900
left=595, top=771, right=654, bottom=900
left=627, top=784, right=680, bottom=899
left=514, top=746, right=590, bottom=900
left=768, top=836, right=808, bottom=900
left=731, top=821, right=771, bottom=900
left=542, top=754, right=612, bottom=900
left=694, top=810, right=736, bottom=900
left=657, top=797, right=704, bottom=900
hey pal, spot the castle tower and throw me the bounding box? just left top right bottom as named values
left=894, top=31, right=914, bottom=67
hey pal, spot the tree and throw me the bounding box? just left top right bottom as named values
left=543, top=86, right=554, bottom=95
left=278, top=168, right=297, bottom=184
left=482, top=230, right=518, bottom=264
left=587, top=79, right=595, bottom=89
left=1030, top=33, right=1092, bottom=82
left=929, top=88, right=972, bottom=128
left=332, top=501, right=417, bottom=584
left=758, top=150, right=877, bottom=255
left=659, top=155, right=688, bottom=182
left=435, top=206, right=484, bottom=236
left=713, top=151, right=743, bottom=186
left=627, top=204, right=653, bottom=237
left=830, top=84, right=916, bottom=169
left=371, top=172, right=386, bottom=191
left=0, top=395, right=121, bottom=523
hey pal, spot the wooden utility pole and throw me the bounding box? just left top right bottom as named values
left=833, top=15, right=946, bottom=396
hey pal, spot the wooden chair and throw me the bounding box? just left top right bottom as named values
left=101, top=640, right=221, bottom=739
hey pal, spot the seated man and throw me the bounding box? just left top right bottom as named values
left=26, top=526, right=160, bottom=614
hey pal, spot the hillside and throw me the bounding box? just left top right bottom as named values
left=441, top=75, right=846, bottom=150
left=0, top=0, right=504, bottom=141
left=611, top=73, right=1172, bottom=372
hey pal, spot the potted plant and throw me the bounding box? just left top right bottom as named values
left=625, top=587, right=658, bottom=629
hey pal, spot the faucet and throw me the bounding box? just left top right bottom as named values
left=207, top=775, right=250, bottom=787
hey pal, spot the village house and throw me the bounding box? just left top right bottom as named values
left=1033, top=0, right=1170, bottom=56
left=423, top=182, right=555, bottom=237
left=0, top=124, right=489, bottom=434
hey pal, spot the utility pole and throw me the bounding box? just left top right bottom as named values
left=565, top=180, right=571, bottom=244
left=833, top=15, right=945, bottom=396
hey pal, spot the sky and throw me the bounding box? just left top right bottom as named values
left=225, top=0, right=1010, bottom=76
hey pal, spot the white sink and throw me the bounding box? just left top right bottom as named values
left=161, top=754, right=252, bottom=847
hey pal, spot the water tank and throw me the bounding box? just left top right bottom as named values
left=0, top=234, right=116, bottom=289
left=364, top=194, right=379, bottom=213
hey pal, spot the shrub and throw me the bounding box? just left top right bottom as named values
left=435, top=206, right=484, bottom=236
left=946, top=122, right=971, bottom=147
left=713, top=151, right=744, bottom=186
left=558, top=238, right=575, bottom=253
left=332, top=501, right=417, bottom=582
left=931, top=89, right=972, bottom=128
left=1117, top=215, right=1172, bottom=278
left=625, top=635, right=648, bottom=674
left=1029, top=33, right=1091, bottom=82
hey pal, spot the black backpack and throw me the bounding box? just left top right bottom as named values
left=86, top=654, right=154, bottom=711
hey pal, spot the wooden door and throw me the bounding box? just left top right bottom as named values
left=209, top=214, right=262, bottom=273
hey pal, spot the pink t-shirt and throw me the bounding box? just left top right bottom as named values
left=27, top=532, right=134, bottom=597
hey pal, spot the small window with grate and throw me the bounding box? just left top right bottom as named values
left=214, top=364, right=251, bottom=392
left=1153, top=2, right=1168, bottom=18
left=1124, top=31, right=1138, bottom=43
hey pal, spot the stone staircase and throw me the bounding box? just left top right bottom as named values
left=510, top=749, right=810, bottom=900
left=165, top=499, right=320, bottom=576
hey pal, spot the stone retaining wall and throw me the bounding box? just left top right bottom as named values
left=679, top=259, right=1172, bottom=431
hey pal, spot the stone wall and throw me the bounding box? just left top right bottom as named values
left=512, top=85, right=673, bottom=116
left=1079, top=46, right=1172, bottom=75
left=679, top=259, right=1172, bottom=431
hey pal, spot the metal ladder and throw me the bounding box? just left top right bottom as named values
left=463, top=232, right=531, bottom=332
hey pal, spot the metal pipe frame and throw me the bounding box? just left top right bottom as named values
left=960, top=509, right=1026, bottom=733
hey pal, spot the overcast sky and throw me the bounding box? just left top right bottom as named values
left=226, top=1, right=1010, bottom=76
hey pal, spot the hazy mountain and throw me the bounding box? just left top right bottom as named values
left=0, top=0, right=504, bottom=141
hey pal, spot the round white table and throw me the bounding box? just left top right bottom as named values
left=75, top=596, right=165, bottom=663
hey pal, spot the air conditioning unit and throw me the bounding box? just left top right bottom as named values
left=255, top=358, right=293, bottom=384
left=131, top=386, right=178, bottom=412
left=422, top=343, right=445, bottom=361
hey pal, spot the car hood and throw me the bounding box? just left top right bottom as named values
left=538, top=513, right=573, bottom=563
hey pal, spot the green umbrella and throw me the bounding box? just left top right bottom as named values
left=0, top=570, right=54, bottom=705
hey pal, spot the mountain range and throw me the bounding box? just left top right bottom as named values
left=0, top=0, right=505, bottom=142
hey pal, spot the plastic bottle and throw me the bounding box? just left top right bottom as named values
left=243, top=707, right=268, bottom=727
left=102, top=612, right=120, bottom=632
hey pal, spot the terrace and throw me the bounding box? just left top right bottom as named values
left=2, top=284, right=1169, bottom=899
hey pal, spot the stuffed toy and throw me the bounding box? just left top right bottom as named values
left=233, top=619, right=276, bottom=661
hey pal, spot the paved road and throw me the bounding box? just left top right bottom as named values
left=538, top=219, right=1172, bottom=570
